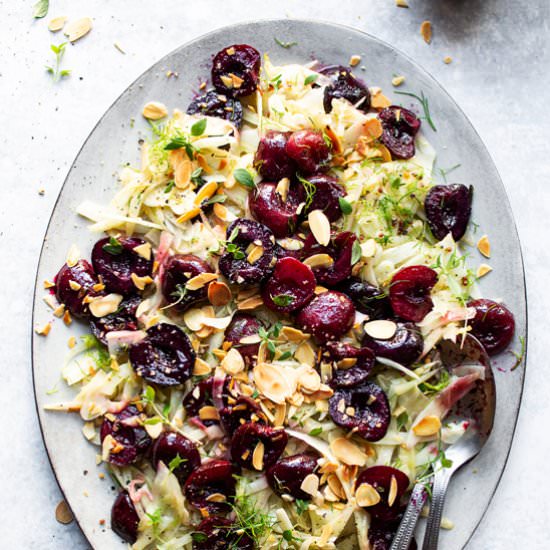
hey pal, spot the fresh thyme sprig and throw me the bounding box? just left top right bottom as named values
left=46, top=42, right=71, bottom=82
left=395, top=90, right=437, bottom=131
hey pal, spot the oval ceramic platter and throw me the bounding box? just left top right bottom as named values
left=33, top=19, right=527, bottom=550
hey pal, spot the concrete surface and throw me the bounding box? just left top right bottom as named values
left=0, top=0, right=548, bottom=548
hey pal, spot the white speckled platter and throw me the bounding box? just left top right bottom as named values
left=32, top=19, right=527, bottom=549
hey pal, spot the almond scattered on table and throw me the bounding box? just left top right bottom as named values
left=420, top=20, right=432, bottom=44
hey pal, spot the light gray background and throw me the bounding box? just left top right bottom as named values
left=0, top=1, right=547, bottom=548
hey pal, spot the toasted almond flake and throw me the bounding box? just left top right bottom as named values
left=275, top=178, right=290, bottom=202
left=444, top=56, right=453, bottom=64
left=229, top=73, right=244, bottom=88
left=304, top=254, right=334, bottom=269
left=133, top=242, right=152, bottom=260
left=68, top=280, right=82, bottom=291
left=130, top=273, right=153, bottom=291
left=330, top=437, right=368, bottom=466
left=295, top=341, right=316, bottom=366
left=247, top=244, right=264, bottom=264
left=193, top=358, right=212, bottom=376
left=240, top=334, right=262, bottom=345
left=420, top=20, right=432, bottom=44
left=364, top=320, right=397, bottom=340
left=175, top=159, right=193, bottom=189
left=281, top=326, right=310, bottom=342
left=43, top=294, right=57, bottom=310
left=194, top=181, right=218, bottom=205
left=355, top=483, right=381, bottom=506
left=413, top=415, right=441, bottom=436
left=186, top=272, right=218, bottom=291
left=297, top=365, right=321, bottom=393
left=327, top=474, right=346, bottom=500
left=176, top=206, right=201, bottom=224
left=278, top=237, right=304, bottom=252
left=89, top=293, right=123, bottom=318
left=35, top=322, right=52, bottom=336
left=144, top=421, right=163, bottom=439
left=221, top=348, right=245, bottom=375
left=273, top=403, right=286, bottom=427
left=392, top=75, right=406, bottom=87
left=207, top=281, right=231, bottom=307
left=476, top=263, right=492, bottom=278
left=441, top=517, right=455, bottom=530
left=314, top=285, right=328, bottom=295
left=53, top=304, right=65, bottom=318
left=252, top=441, right=265, bottom=471
left=63, top=310, right=72, bottom=325
left=43, top=279, right=56, bottom=289
left=395, top=0, right=408, bottom=7
left=477, top=235, right=491, bottom=258
left=55, top=500, right=74, bottom=524
left=253, top=362, right=294, bottom=404
left=68, top=336, right=77, bottom=349
left=300, top=473, right=320, bottom=496
left=324, top=126, right=342, bottom=154
left=220, top=75, right=234, bottom=88
left=308, top=210, right=331, bottom=246
left=142, top=101, right=168, bottom=120
left=66, top=244, right=80, bottom=267
left=363, top=118, right=384, bottom=140
left=386, top=474, right=399, bottom=507
left=64, top=17, right=92, bottom=42
left=205, top=492, right=227, bottom=503
left=199, top=405, right=220, bottom=421
left=93, top=283, right=106, bottom=292
left=237, top=295, right=263, bottom=310
left=377, top=143, right=393, bottom=162
left=349, top=55, right=361, bottom=67
left=213, top=202, right=237, bottom=222
left=226, top=47, right=236, bottom=55
left=48, top=16, right=67, bottom=32
left=371, top=91, right=392, bottom=110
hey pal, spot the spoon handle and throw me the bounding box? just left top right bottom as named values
left=390, top=483, right=427, bottom=550
left=421, top=468, right=453, bottom=550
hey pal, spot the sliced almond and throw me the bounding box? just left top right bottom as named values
left=330, top=437, right=368, bottom=466
left=304, top=254, right=334, bottom=269
left=176, top=206, right=201, bottom=224
left=133, top=243, right=152, bottom=261
left=53, top=304, right=65, bottom=318
left=64, top=17, right=92, bottom=42
left=205, top=493, right=227, bottom=503
left=208, top=281, right=232, bottom=306
left=43, top=279, right=56, bottom=289
left=186, top=272, right=218, bottom=291
left=297, top=365, right=321, bottom=393
left=273, top=403, right=287, bottom=427
left=371, top=91, right=392, bottom=110
left=199, top=405, right=220, bottom=421
left=363, top=118, right=383, bottom=140
left=413, top=415, right=442, bottom=436
left=130, top=273, right=153, bottom=291
left=48, top=16, right=67, bottom=32
left=237, top=295, right=263, bottom=310
left=477, top=235, right=491, bottom=258
left=420, top=20, right=432, bottom=44
left=275, top=178, right=290, bottom=202
left=349, top=55, right=361, bottom=67
left=194, top=181, right=218, bottom=205
left=240, top=334, right=262, bottom=345
left=55, top=500, right=74, bottom=524
left=324, top=126, right=342, bottom=154
left=476, top=263, right=492, bottom=278
left=213, top=202, right=237, bottom=222
left=144, top=421, right=163, bottom=439
left=327, top=474, right=346, bottom=500
left=295, top=341, right=316, bottom=366
left=396, top=0, right=409, bottom=7
left=63, top=310, right=72, bottom=326
left=388, top=475, right=398, bottom=507
left=68, top=336, right=77, bottom=349
left=89, top=293, right=123, bottom=318
left=221, top=348, right=245, bottom=375
left=300, top=473, right=320, bottom=496
left=308, top=210, right=331, bottom=246
left=175, top=159, right=192, bottom=189
left=278, top=237, right=304, bottom=252
left=220, top=75, right=234, bottom=89
left=252, top=441, right=265, bottom=471
left=142, top=101, right=168, bottom=120
left=355, top=483, right=381, bottom=507
left=66, top=244, right=80, bottom=267
left=281, top=326, right=310, bottom=342
left=35, top=322, right=52, bottom=336
left=443, top=56, right=453, bottom=65
left=441, top=517, right=455, bottom=530
left=193, top=357, right=212, bottom=376
left=392, top=75, right=406, bottom=87
left=183, top=308, right=205, bottom=331
left=364, top=320, right=397, bottom=340
left=253, top=362, right=294, bottom=404
left=246, top=244, right=264, bottom=264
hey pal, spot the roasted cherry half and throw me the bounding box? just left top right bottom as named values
left=161, top=254, right=214, bottom=312
left=183, top=376, right=231, bottom=418
left=266, top=454, right=319, bottom=500
left=325, top=341, right=375, bottom=388
left=151, top=431, right=201, bottom=484
left=363, top=321, right=423, bottom=366
left=90, top=294, right=140, bottom=344
left=424, top=184, right=473, bottom=241
left=55, top=259, right=100, bottom=318
left=467, top=298, right=515, bottom=355
left=211, top=44, right=261, bottom=98
left=303, top=173, right=346, bottom=222
left=336, top=277, right=392, bottom=320
left=368, top=519, right=418, bottom=550
left=329, top=383, right=390, bottom=441
left=356, top=466, right=410, bottom=521
left=129, top=323, right=195, bottom=386
left=187, top=90, right=243, bottom=128
left=378, top=106, right=421, bottom=160
left=254, top=131, right=295, bottom=180
left=218, top=219, right=276, bottom=285
left=249, top=181, right=304, bottom=238
left=321, top=65, right=371, bottom=113
left=286, top=129, right=331, bottom=174
left=184, top=459, right=237, bottom=514
left=389, top=266, right=438, bottom=322
left=192, top=516, right=254, bottom=550
left=111, top=490, right=140, bottom=544
left=219, top=396, right=266, bottom=434
left=231, top=422, right=288, bottom=471
left=100, top=404, right=151, bottom=466
left=296, top=291, right=356, bottom=343
left=262, top=257, right=316, bottom=313
left=91, top=236, right=153, bottom=296
left=224, top=313, right=264, bottom=365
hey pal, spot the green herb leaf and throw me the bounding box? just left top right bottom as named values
left=163, top=180, right=175, bottom=193
left=168, top=453, right=187, bottom=472
left=278, top=351, right=292, bottom=361
left=419, top=370, right=451, bottom=396
left=46, top=42, right=70, bottom=83
left=295, top=498, right=309, bottom=515
left=191, top=532, right=208, bottom=543
left=251, top=389, right=260, bottom=399
left=396, top=411, right=409, bottom=431
left=338, top=197, right=353, bottom=215
left=102, top=236, right=123, bottom=255
left=191, top=167, right=205, bottom=186
left=190, top=118, right=207, bottom=136
left=33, top=0, right=49, bottom=18
left=297, top=174, right=316, bottom=209
left=309, top=427, right=323, bottom=436
left=304, top=74, right=318, bottom=86
left=233, top=168, right=255, bottom=189
left=394, top=89, right=437, bottom=131
left=203, top=194, right=227, bottom=207
left=143, top=385, right=156, bottom=403
left=351, top=239, right=362, bottom=265
left=274, top=37, right=298, bottom=49
left=271, top=294, right=295, bottom=307
left=143, top=417, right=163, bottom=425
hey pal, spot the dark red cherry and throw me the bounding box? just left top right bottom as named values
left=151, top=431, right=201, bottom=483
left=161, top=254, right=214, bottom=312
left=296, top=291, right=356, bottom=343
left=363, top=321, right=423, bottom=366
left=224, top=313, right=264, bottom=365
left=356, top=466, right=410, bottom=521
left=302, top=173, right=346, bottom=222
left=183, top=376, right=231, bottom=418
left=329, top=383, right=390, bottom=441
left=111, top=490, right=139, bottom=544
left=249, top=181, right=304, bottom=238
left=378, top=106, right=421, bottom=160
left=336, top=277, right=393, bottom=320
left=184, top=459, right=238, bottom=513
left=325, top=341, right=375, bottom=388
left=192, top=516, right=254, bottom=550
left=286, top=130, right=331, bottom=174
left=368, top=518, right=417, bottom=550
left=187, top=90, right=243, bottom=128
left=262, top=257, right=316, bottom=313
left=55, top=259, right=100, bottom=318
left=302, top=232, right=357, bottom=287
left=231, top=422, right=288, bottom=471
left=467, top=298, right=515, bottom=355
left=218, top=219, right=276, bottom=285
left=254, top=131, right=296, bottom=180
left=92, top=236, right=153, bottom=296
left=219, top=396, right=266, bottom=434
left=90, top=294, right=140, bottom=344
left=100, top=404, right=151, bottom=466
left=211, top=44, right=261, bottom=98
left=266, top=454, right=319, bottom=500
left=321, top=65, right=371, bottom=113
left=389, top=266, right=438, bottom=322
left=129, top=323, right=195, bottom=386
left=425, top=184, right=473, bottom=241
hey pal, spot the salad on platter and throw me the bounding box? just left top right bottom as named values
left=42, top=43, right=516, bottom=549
